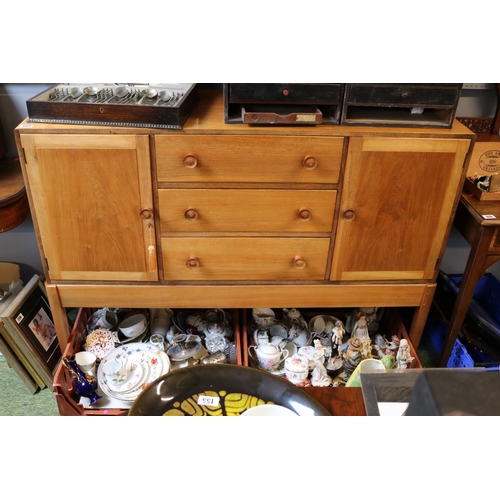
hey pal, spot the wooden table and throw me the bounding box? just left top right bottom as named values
left=439, top=190, right=500, bottom=366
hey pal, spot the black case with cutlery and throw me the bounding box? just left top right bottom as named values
left=26, top=83, right=199, bottom=129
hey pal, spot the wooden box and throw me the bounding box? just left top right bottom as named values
left=26, top=83, right=199, bottom=129
left=223, top=83, right=345, bottom=125
left=464, top=136, right=500, bottom=201
left=341, top=83, right=462, bottom=128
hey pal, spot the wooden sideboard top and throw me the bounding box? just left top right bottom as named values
left=16, top=90, right=476, bottom=139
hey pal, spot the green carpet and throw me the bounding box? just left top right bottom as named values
left=0, top=354, right=59, bottom=416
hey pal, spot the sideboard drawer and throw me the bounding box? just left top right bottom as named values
left=158, top=189, right=337, bottom=233
left=155, top=135, right=343, bottom=184
left=161, top=237, right=330, bottom=280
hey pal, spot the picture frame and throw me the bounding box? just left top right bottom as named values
left=0, top=275, right=60, bottom=389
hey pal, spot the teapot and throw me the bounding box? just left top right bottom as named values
left=248, top=342, right=288, bottom=371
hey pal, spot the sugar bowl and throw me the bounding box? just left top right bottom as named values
left=248, top=342, right=288, bottom=371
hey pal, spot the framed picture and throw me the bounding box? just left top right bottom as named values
left=0, top=275, right=60, bottom=389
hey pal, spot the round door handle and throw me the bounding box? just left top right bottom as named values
left=293, top=256, right=307, bottom=269
left=183, top=154, right=198, bottom=168
left=184, top=208, right=199, bottom=221
left=186, top=257, right=200, bottom=269
left=139, top=208, right=154, bottom=220
left=298, top=208, right=311, bottom=221
left=342, top=209, right=356, bottom=221
left=302, top=156, right=318, bottom=170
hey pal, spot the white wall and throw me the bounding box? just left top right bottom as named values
left=1, top=83, right=499, bottom=283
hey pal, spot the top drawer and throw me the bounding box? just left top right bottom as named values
left=155, top=135, right=343, bottom=184
left=346, top=84, right=461, bottom=108
left=228, top=84, right=343, bottom=104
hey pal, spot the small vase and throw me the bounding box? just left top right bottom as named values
left=63, top=357, right=102, bottom=406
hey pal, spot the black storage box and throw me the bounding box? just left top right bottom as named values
left=224, top=83, right=345, bottom=125
left=341, top=83, right=462, bottom=128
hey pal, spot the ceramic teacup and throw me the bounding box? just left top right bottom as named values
left=252, top=308, right=275, bottom=328
left=74, top=351, right=96, bottom=376
left=102, top=358, right=123, bottom=378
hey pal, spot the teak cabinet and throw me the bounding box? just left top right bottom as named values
left=15, top=90, right=475, bottom=355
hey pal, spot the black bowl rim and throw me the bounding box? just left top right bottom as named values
left=129, top=363, right=331, bottom=416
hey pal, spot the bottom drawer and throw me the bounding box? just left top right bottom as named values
left=162, top=237, right=330, bottom=281
left=53, top=308, right=129, bottom=416
left=242, top=306, right=421, bottom=393
left=53, top=307, right=242, bottom=416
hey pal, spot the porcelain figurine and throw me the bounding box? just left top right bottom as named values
left=351, top=311, right=370, bottom=341
left=63, top=356, right=102, bottom=406
left=360, top=335, right=373, bottom=360
left=310, top=340, right=331, bottom=386
left=331, top=320, right=345, bottom=353
left=395, top=339, right=414, bottom=369
left=339, top=338, right=362, bottom=383
left=346, top=307, right=383, bottom=335
left=311, top=360, right=332, bottom=387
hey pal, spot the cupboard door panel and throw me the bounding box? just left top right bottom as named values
left=21, top=134, right=158, bottom=281
left=331, top=137, right=470, bottom=281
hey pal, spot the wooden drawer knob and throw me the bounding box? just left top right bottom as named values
left=302, top=156, right=318, bottom=170
left=293, top=257, right=307, bottom=269
left=184, top=208, right=199, bottom=221
left=186, top=257, right=200, bottom=269
left=183, top=154, right=198, bottom=168
left=342, top=209, right=356, bottom=221
left=139, top=208, right=154, bottom=220
left=298, top=208, right=311, bottom=221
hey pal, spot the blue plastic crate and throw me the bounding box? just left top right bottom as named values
left=450, top=273, right=500, bottom=326
left=424, top=302, right=495, bottom=367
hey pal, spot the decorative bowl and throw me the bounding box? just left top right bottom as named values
left=119, top=313, right=147, bottom=338
left=129, top=364, right=330, bottom=416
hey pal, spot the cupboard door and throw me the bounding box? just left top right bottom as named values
left=331, top=137, right=471, bottom=281
left=20, top=134, right=158, bottom=281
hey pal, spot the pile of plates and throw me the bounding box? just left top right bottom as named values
left=97, top=342, right=170, bottom=403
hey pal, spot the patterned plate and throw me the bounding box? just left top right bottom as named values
left=106, top=358, right=144, bottom=393
left=97, top=343, right=170, bottom=402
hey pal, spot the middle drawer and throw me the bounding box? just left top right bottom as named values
left=158, top=189, right=337, bottom=233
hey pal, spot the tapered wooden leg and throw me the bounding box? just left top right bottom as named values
left=46, top=284, right=71, bottom=353
left=409, top=284, right=436, bottom=349
left=438, top=227, right=494, bottom=366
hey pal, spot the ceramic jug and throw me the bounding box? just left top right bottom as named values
left=63, top=356, right=102, bottom=406
left=248, top=342, right=288, bottom=371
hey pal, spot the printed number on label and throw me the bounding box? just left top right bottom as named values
left=198, top=395, right=220, bottom=406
